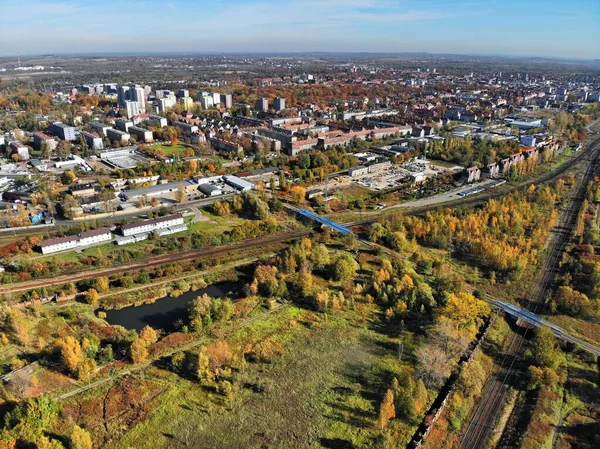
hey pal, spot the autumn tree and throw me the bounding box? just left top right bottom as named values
left=60, top=170, right=76, bottom=185
left=378, top=389, right=395, bottom=429
left=130, top=337, right=148, bottom=364
left=175, top=185, right=186, bottom=203
left=416, top=344, right=452, bottom=386
left=140, top=325, right=158, bottom=345
left=167, top=127, right=179, bottom=146
left=37, top=436, right=64, bottom=449
left=289, top=185, right=306, bottom=204
left=527, top=365, right=559, bottom=391
left=55, top=336, right=83, bottom=376
left=76, top=358, right=97, bottom=381
left=86, top=288, right=99, bottom=307
left=94, top=276, right=109, bottom=292
left=70, top=425, right=92, bottom=449
left=437, top=292, right=490, bottom=341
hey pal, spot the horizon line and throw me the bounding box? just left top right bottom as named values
left=1, top=50, right=599, bottom=64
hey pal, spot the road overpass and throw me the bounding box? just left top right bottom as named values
left=487, top=297, right=600, bottom=357
left=289, top=206, right=353, bottom=235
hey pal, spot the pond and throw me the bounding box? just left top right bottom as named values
left=104, top=281, right=243, bottom=332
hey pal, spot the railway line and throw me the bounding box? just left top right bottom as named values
left=457, top=135, right=600, bottom=449
left=4, top=136, right=600, bottom=297
left=0, top=230, right=309, bottom=295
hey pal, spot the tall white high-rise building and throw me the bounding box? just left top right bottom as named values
left=199, top=94, right=214, bottom=109
left=117, top=85, right=130, bottom=107
left=124, top=100, right=140, bottom=119
left=158, top=94, right=177, bottom=113
left=131, top=86, right=146, bottom=113
left=274, top=97, right=286, bottom=111
left=220, top=94, right=233, bottom=108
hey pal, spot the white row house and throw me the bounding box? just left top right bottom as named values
left=39, top=228, right=112, bottom=254
left=120, top=213, right=184, bottom=236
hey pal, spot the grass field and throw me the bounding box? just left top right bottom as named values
left=150, top=143, right=194, bottom=158
left=102, top=305, right=425, bottom=449
left=553, top=352, right=600, bottom=449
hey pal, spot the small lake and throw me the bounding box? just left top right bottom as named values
left=104, top=281, right=243, bottom=332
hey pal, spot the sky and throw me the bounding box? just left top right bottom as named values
left=0, top=0, right=599, bottom=59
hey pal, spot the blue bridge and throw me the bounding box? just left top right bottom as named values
left=293, top=207, right=353, bottom=235
left=487, top=298, right=600, bottom=356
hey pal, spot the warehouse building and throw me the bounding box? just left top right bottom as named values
left=223, top=175, right=254, bottom=191
left=348, top=165, right=369, bottom=177
left=199, top=183, right=223, bottom=196
left=118, top=180, right=198, bottom=201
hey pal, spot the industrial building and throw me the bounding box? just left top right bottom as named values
left=119, top=180, right=198, bottom=201
left=199, top=183, right=223, bottom=196
left=223, top=175, right=254, bottom=191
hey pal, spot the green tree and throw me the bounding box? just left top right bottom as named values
left=310, top=243, right=330, bottom=270
left=332, top=253, right=359, bottom=281
left=529, top=325, right=560, bottom=370
left=61, top=194, right=80, bottom=219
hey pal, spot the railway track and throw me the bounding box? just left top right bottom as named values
left=457, top=137, right=600, bottom=449
left=0, top=230, right=308, bottom=295
left=5, top=136, right=600, bottom=298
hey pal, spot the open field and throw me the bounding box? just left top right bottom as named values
left=103, top=305, right=425, bottom=449
left=148, top=143, right=193, bottom=158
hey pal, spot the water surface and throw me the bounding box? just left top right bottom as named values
left=104, top=281, right=242, bottom=332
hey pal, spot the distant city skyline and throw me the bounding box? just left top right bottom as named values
left=1, top=0, right=599, bottom=59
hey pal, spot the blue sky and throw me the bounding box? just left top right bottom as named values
left=1, top=0, right=598, bottom=59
